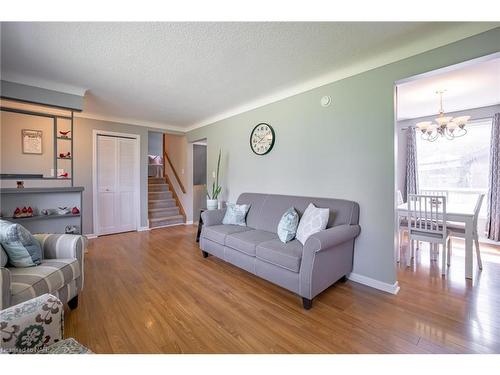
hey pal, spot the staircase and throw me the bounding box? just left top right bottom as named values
left=148, top=177, right=185, bottom=228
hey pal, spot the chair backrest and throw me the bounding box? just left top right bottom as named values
left=473, top=193, right=485, bottom=228
left=420, top=189, right=449, bottom=199
left=407, top=194, right=447, bottom=237
left=397, top=190, right=404, bottom=206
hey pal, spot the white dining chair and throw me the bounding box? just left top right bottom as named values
left=446, top=194, right=485, bottom=270
left=407, top=194, right=451, bottom=275
left=418, top=190, right=450, bottom=261
left=420, top=189, right=449, bottom=200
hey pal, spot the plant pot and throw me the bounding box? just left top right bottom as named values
left=207, top=199, right=218, bottom=210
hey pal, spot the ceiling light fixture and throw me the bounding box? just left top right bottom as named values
left=415, top=90, right=470, bottom=142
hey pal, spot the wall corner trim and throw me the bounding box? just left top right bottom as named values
left=138, top=226, right=150, bottom=232
left=348, top=272, right=400, bottom=295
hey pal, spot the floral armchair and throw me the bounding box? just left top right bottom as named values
left=0, top=293, right=91, bottom=354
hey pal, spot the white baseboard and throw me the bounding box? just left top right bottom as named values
left=85, top=234, right=97, bottom=239
left=138, top=226, right=150, bottom=232
left=348, top=272, right=400, bottom=295
left=185, top=220, right=193, bottom=225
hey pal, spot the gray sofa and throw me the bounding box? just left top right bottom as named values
left=199, top=193, right=361, bottom=309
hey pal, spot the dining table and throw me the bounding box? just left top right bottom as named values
left=397, top=197, right=477, bottom=280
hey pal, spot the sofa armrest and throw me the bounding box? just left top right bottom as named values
left=34, top=234, right=85, bottom=292
left=34, top=234, right=84, bottom=261
left=299, top=224, right=361, bottom=300
left=0, top=268, right=11, bottom=310
left=201, top=209, right=226, bottom=227
left=0, top=293, right=63, bottom=353
left=304, top=224, right=361, bottom=253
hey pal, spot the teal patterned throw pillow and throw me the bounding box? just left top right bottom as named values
left=222, top=203, right=250, bottom=226
left=0, top=220, right=42, bottom=267
left=277, top=207, right=299, bottom=243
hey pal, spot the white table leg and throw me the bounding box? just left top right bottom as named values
left=464, top=217, right=473, bottom=280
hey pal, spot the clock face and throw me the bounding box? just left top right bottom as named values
left=250, top=123, right=275, bottom=155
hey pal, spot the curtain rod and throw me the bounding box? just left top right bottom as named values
left=399, top=116, right=494, bottom=130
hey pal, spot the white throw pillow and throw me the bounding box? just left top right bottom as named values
left=296, top=203, right=329, bottom=245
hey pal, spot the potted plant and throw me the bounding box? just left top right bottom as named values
left=206, top=149, right=222, bottom=210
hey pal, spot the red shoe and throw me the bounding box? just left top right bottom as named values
left=21, top=207, right=28, bottom=217
left=13, top=207, right=21, bottom=218
left=27, top=207, right=33, bottom=217
left=58, top=172, right=69, bottom=178
left=72, top=207, right=80, bottom=215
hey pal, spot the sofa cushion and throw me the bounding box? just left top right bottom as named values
left=226, top=230, right=278, bottom=256
left=277, top=207, right=299, bottom=243
left=0, top=220, right=42, bottom=267
left=222, top=203, right=250, bottom=226
left=202, top=225, right=252, bottom=245
left=9, top=259, right=80, bottom=305
left=256, top=239, right=303, bottom=272
left=296, top=203, right=329, bottom=245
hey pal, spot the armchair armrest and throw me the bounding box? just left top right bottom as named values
left=0, top=268, right=11, bottom=310
left=304, top=224, right=361, bottom=253
left=0, top=293, right=63, bottom=353
left=201, top=209, right=227, bottom=227
left=34, top=234, right=85, bottom=292
left=34, top=234, right=85, bottom=260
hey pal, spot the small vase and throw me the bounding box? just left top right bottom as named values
left=207, top=199, right=218, bottom=210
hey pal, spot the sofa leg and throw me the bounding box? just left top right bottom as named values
left=302, top=297, right=313, bottom=310
left=201, top=251, right=209, bottom=258
left=68, top=295, right=78, bottom=310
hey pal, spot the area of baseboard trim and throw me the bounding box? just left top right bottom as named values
left=348, top=272, right=400, bottom=295
left=138, top=226, right=151, bottom=232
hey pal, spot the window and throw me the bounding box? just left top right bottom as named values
left=416, top=118, right=492, bottom=218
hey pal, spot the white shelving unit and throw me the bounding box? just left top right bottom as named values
left=0, top=187, right=84, bottom=234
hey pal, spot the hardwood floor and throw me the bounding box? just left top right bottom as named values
left=64, top=225, right=500, bottom=353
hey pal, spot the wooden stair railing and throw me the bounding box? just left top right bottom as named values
left=164, top=152, right=186, bottom=194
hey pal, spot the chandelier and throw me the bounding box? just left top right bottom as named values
left=415, top=90, right=470, bottom=142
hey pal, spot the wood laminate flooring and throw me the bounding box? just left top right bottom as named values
left=64, top=225, right=500, bottom=353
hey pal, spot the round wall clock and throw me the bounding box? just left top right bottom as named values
left=250, top=123, right=275, bottom=155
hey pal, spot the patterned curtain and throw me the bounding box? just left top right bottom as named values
left=404, top=127, right=419, bottom=202
left=486, top=113, right=500, bottom=241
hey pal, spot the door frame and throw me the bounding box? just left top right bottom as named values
left=92, top=129, right=141, bottom=236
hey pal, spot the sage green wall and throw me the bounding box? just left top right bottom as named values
left=188, top=28, right=500, bottom=286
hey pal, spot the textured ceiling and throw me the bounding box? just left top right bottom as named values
left=397, top=56, right=500, bottom=120
left=1, top=22, right=498, bottom=130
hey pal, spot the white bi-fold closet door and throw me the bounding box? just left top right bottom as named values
left=96, top=134, right=138, bottom=235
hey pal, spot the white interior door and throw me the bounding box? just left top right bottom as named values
left=97, top=135, right=138, bottom=235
